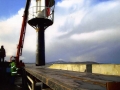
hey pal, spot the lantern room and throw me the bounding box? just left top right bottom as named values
left=28, top=0, right=55, bottom=29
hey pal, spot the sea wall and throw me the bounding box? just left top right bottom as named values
left=48, top=64, right=86, bottom=72
left=92, top=64, right=120, bottom=76
left=48, top=64, right=120, bottom=76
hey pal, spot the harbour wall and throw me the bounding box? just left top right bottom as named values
left=48, top=64, right=120, bottom=76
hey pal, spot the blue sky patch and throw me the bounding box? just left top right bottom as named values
left=0, top=0, right=25, bottom=18
left=91, top=0, right=111, bottom=6
left=0, top=0, right=60, bottom=19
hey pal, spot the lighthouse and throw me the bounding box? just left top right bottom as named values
left=28, top=0, right=55, bottom=66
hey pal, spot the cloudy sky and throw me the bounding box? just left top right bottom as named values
left=0, top=0, right=120, bottom=63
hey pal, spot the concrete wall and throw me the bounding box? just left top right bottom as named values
left=92, top=64, right=120, bottom=76
left=48, top=64, right=120, bottom=76
left=48, top=64, right=86, bottom=72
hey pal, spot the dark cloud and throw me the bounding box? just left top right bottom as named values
left=91, top=43, right=120, bottom=63
left=46, top=35, right=120, bottom=63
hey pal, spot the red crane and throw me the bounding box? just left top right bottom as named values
left=16, top=0, right=31, bottom=65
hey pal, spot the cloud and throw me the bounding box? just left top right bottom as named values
left=45, top=0, right=120, bottom=63
left=70, top=29, right=119, bottom=42
left=79, top=1, right=120, bottom=32
left=0, top=8, right=24, bottom=58
left=0, top=0, right=120, bottom=64
left=57, top=0, right=83, bottom=9
left=0, top=3, right=36, bottom=61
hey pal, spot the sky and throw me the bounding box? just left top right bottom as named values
left=0, top=0, right=120, bottom=63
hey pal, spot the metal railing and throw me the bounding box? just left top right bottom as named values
left=27, top=75, right=35, bottom=90
left=28, top=6, right=55, bottom=22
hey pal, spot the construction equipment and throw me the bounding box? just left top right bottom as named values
left=15, top=0, right=31, bottom=66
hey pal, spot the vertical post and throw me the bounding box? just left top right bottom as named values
left=22, top=69, right=29, bottom=90
left=36, top=0, right=38, bottom=14
left=106, top=82, right=120, bottom=90
left=32, top=78, right=35, bottom=90
left=36, top=25, right=45, bottom=66
left=86, top=64, right=92, bottom=73
left=42, top=83, right=50, bottom=89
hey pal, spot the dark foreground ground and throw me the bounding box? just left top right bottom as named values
left=0, top=62, right=23, bottom=90
left=0, top=70, right=23, bottom=90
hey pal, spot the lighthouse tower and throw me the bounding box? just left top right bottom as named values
left=28, top=0, right=55, bottom=66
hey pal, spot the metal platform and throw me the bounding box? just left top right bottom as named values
left=28, top=18, right=53, bottom=27
left=25, top=66, right=120, bottom=90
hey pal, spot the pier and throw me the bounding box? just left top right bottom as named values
left=23, top=64, right=120, bottom=90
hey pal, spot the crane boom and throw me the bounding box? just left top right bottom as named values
left=16, top=0, right=31, bottom=65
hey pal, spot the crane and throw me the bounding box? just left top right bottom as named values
left=15, top=0, right=31, bottom=66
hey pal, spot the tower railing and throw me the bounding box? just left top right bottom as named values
left=28, top=5, right=55, bottom=22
